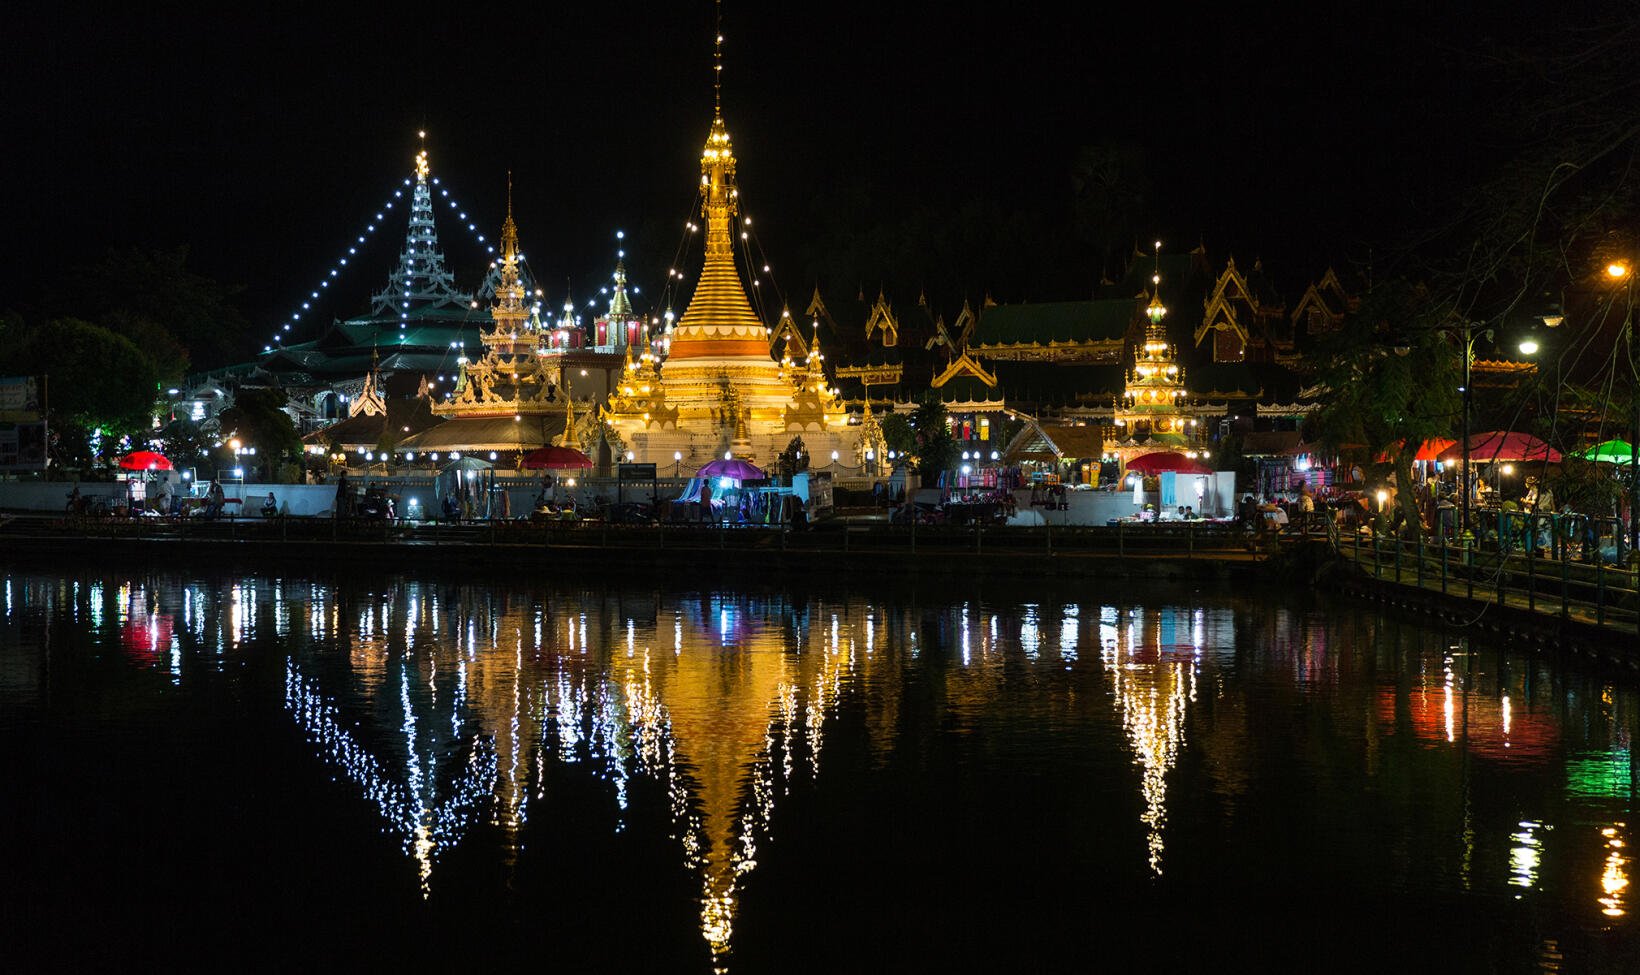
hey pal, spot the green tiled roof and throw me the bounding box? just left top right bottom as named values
left=973, top=299, right=1137, bottom=346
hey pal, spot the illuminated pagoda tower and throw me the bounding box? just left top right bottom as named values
left=371, top=147, right=470, bottom=326
left=257, top=142, right=495, bottom=424
left=396, top=182, right=566, bottom=461
left=601, top=29, right=853, bottom=467
left=1111, top=242, right=1199, bottom=454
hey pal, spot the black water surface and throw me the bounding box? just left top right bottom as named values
left=1, top=570, right=1635, bottom=973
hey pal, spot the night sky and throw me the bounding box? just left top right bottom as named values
left=5, top=3, right=1557, bottom=359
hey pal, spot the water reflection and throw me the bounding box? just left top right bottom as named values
left=2, top=573, right=1637, bottom=970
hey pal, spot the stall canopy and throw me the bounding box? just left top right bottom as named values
left=1438, top=431, right=1562, bottom=465
left=118, top=450, right=172, bottom=471
left=441, top=456, right=494, bottom=473
left=521, top=445, right=593, bottom=470
left=1002, top=420, right=1103, bottom=463
left=698, top=458, right=765, bottom=481
left=1575, top=440, right=1636, bottom=464
left=1374, top=438, right=1457, bottom=462
left=1127, top=451, right=1212, bottom=475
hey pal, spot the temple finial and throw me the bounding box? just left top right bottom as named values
left=713, top=0, right=724, bottom=118
left=1146, top=239, right=1167, bottom=327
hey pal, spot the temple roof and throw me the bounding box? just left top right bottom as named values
left=1189, top=361, right=1304, bottom=400
left=972, top=299, right=1137, bottom=347
left=302, top=393, right=441, bottom=449
left=1005, top=421, right=1105, bottom=461
left=396, top=413, right=566, bottom=454
left=992, top=361, right=1126, bottom=408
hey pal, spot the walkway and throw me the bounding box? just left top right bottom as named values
left=1332, top=526, right=1640, bottom=636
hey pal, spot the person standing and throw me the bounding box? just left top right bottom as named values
left=333, top=470, right=350, bottom=519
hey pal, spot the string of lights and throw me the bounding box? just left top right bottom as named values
left=267, top=139, right=503, bottom=352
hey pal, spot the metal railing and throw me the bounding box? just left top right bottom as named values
left=1331, top=517, right=1640, bottom=634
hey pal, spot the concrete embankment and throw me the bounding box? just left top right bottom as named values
left=0, top=523, right=1310, bottom=585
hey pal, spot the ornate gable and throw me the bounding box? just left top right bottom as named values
left=864, top=290, right=899, bottom=347
left=931, top=350, right=998, bottom=389
left=1290, top=267, right=1356, bottom=336
left=769, top=307, right=809, bottom=360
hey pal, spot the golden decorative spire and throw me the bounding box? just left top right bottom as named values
left=556, top=385, right=577, bottom=447
left=500, top=171, right=518, bottom=261
left=666, top=3, right=768, bottom=360
left=713, top=0, right=724, bottom=118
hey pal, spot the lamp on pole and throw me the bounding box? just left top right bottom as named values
left=1456, top=322, right=1486, bottom=544
left=1610, top=259, right=1638, bottom=558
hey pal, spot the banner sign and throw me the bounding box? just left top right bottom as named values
left=0, top=376, right=46, bottom=471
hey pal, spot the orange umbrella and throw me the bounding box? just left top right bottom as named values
left=1374, top=439, right=1456, bottom=463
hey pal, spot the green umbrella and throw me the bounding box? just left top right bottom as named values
left=1574, top=440, right=1636, bottom=464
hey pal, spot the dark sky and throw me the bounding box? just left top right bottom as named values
left=5, top=2, right=1551, bottom=355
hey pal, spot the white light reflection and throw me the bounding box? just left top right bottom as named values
left=1601, top=824, right=1630, bottom=917
left=1509, top=820, right=1544, bottom=894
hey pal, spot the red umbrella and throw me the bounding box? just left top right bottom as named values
left=1126, top=451, right=1212, bottom=475
left=1437, top=432, right=1562, bottom=465
left=698, top=458, right=765, bottom=480
left=118, top=450, right=172, bottom=471
left=520, top=445, right=593, bottom=470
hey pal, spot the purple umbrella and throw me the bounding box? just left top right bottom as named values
left=697, top=458, right=765, bottom=481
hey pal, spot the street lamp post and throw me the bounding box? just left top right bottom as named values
left=1459, top=324, right=1478, bottom=544
left=1613, top=260, right=1639, bottom=557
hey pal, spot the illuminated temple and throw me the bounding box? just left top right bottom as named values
left=600, top=93, right=856, bottom=467
left=397, top=188, right=569, bottom=458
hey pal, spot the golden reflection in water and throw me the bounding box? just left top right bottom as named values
left=1101, top=607, right=1197, bottom=876
left=269, top=585, right=897, bottom=971
left=1599, top=823, right=1629, bottom=918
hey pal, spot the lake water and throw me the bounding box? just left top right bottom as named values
left=1, top=568, right=1635, bottom=972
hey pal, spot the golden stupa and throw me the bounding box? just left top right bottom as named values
left=601, top=41, right=855, bottom=469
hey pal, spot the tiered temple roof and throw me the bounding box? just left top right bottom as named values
left=258, top=148, right=492, bottom=388
left=397, top=190, right=567, bottom=458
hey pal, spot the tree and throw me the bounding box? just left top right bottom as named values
left=1306, top=281, right=1462, bottom=538
left=155, top=417, right=211, bottom=473
left=216, top=388, right=301, bottom=482
left=46, top=246, right=247, bottom=368
left=906, top=393, right=958, bottom=481
left=0, top=317, right=164, bottom=470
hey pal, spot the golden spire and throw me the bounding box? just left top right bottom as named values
left=501, top=171, right=518, bottom=261
left=667, top=2, right=767, bottom=358
left=713, top=0, right=724, bottom=119
left=415, top=131, right=430, bottom=181
left=1145, top=239, right=1168, bottom=342
left=556, top=385, right=577, bottom=447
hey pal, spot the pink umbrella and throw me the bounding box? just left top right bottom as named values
left=1126, top=451, right=1212, bottom=475
left=698, top=458, right=765, bottom=480
left=1437, top=432, right=1561, bottom=465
